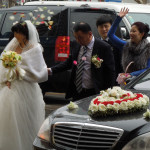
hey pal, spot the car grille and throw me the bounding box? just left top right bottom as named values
left=52, top=122, right=124, bottom=150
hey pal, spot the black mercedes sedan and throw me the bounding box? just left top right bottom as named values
left=33, top=68, right=150, bottom=150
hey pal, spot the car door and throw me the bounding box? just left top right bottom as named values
left=124, top=68, right=150, bottom=98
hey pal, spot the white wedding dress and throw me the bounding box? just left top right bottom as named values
left=0, top=43, right=48, bottom=150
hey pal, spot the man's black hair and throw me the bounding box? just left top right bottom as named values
left=73, top=22, right=92, bottom=33
left=96, top=15, right=113, bottom=27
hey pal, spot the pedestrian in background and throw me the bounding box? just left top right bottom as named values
left=96, top=15, right=123, bottom=84
left=48, top=22, right=115, bottom=101
left=108, top=7, right=150, bottom=85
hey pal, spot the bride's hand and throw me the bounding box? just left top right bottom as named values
left=6, top=81, right=11, bottom=89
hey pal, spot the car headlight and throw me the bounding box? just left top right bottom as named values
left=37, top=117, right=51, bottom=142
left=122, top=132, right=150, bottom=150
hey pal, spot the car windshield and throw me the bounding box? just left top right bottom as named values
left=126, top=13, right=150, bottom=35
left=133, top=71, right=150, bottom=90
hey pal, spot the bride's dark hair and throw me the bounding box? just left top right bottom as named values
left=11, top=21, right=29, bottom=40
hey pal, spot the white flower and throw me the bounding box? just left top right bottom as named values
left=134, top=100, right=142, bottom=108
left=128, top=91, right=135, bottom=98
left=102, top=92, right=109, bottom=98
left=98, top=104, right=107, bottom=112
left=38, top=7, right=44, bottom=12
left=100, top=90, right=105, bottom=95
left=32, top=16, right=37, bottom=21
left=34, top=9, right=39, bottom=12
left=106, top=88, right=111, bottom=93
left=12, top=21, right=18, bottom=26
left=47, top=10, right=54, bottom=15
left=126, top=100, right=135, bottom=109
left=40, top=14, right=45, bottom=19
left=9, top=15, right=15, bottom=20
left=107, top=97, right=116, bottom=102
left=47, top=10, right=51, bottom=14
left=35, top=21, right=41, bottom=25
left=89, top=103, right=98, bottom=112
left=139, top=97, right=147, bottom=106
left=120, top=102, right=128, bottom=110
left=91, top=55, right=103, bottom=68
left=67, top=101, right=78, bottom=110
left=92, top=58, right=97, bottom=62
left=113, top=103, right=120, bottom=112
left=50, top=11, right=54, bottom=15
left=44, top=22, right=48, bottom=26
left=20, top=13, right=25, bottom=18
left=47, top=16, right=51, bottom=21
left=143, top=95, right=149, bottom=103
left=48, top=21, right=54, bottom=25
left=143, top=109, right=150, bottom=119
left=28, top=12, right=33, bottom=17
left=110, top=89, right=117, bottom=97
left=107, top=104, right=113, bottom=110
left=43, top=7, right=47, bottom=10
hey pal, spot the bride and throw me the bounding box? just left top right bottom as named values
left=0, top=21, right=48, bottom=150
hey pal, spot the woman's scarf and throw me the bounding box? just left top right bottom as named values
left=122, top=39, right=150, bottom=73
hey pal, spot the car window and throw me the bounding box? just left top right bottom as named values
left=133, top=72, right=150, bottom=90
left=126, top=13, right=150, bottom=35
left=69, top=9, right=117, bottom=41
left=0, top=11, right=31, bottom=38
left=33, top=6, right=68, bottom=37
left=119, top=19, right=130, bottom=40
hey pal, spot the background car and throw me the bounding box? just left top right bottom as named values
left=0, top=1, right=150, bottom=99
left=33, top=68, right=150, bottom=150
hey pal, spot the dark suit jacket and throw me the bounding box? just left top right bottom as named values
left=51, top=37, right=115, bottom=99
left=107, top=40, right=123, bottom=76
left=102, top=39, right=123, bottom=85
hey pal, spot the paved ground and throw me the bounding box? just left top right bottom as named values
left=44, top=92, right=70, bottom=118
left=45, top=104, right=65, bottom=118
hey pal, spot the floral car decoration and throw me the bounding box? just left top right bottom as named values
left=67, top=101, right=78, bottom=110
left=88, top=86, right=149, bottom=117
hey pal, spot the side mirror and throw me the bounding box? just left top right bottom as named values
left=120, top=27, right=127, bottom=39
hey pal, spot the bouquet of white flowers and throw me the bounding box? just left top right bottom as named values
left=0, top=51, right=25, bottom=82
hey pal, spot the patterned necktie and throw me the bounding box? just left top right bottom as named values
left=76, top=46, right=87, bottom=93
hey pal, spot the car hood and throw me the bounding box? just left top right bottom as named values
left=51, top=94, right=150, bottom=133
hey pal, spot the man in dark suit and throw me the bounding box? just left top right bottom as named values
left=96, top=15, right=123, bottom=85
left=48, top=22, right=115, bottom=101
